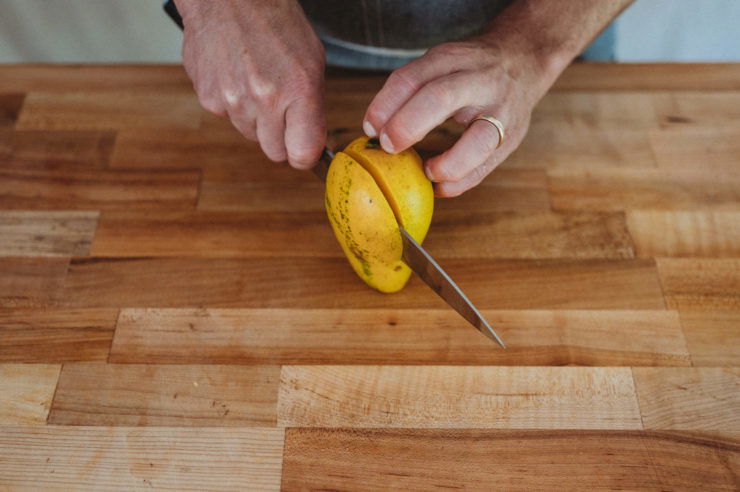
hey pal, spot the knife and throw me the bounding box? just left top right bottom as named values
left=316, top=148, right=505, bottom=348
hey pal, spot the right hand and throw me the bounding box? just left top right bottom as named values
left=178, top=0, right=327, bottom=169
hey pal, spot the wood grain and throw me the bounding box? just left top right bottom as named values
left=658, top=259, right=740, bottom=310
left=58, top=258, right=665, bottom=309
left=633, top=368, right=740, bottom=430
left=48, top=363, right=279, bottom=426
left=0, top=364, right=61, bottom=425
left=0, top=426, right=284, bottom=491
left=0, top=167, right=200, bottom=210
left=670, top=92, right=740, bottom=126
left=0, top=211, right=98, bottom=257
left=282, top=429, right=740, bottom=491
left=16, top=91, right=202, bottom=130
left=426, top=210, right=634, bottom=259
left=110, top=308, right=690, bottom=366
left=679, top=311, right=740, bottom=367
left=0, top=258, right=68, bottom=308
left=549, top=168, right=740, bottom=211
left=650, top=126, right=740, bottom=173
left=277, top=366, right=642, bottom=429
left=197, top=180, right=326, bottom=212
left=0, top=92, right=25, bottom=127
left=91, top=210, right=336, bottom=257
left=627, top=211, right=740, bottom=257
left=0, top=128, right=116, bottom=168
left=0, top=309, right=117, bottom=362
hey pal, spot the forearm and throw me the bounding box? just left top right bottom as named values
left=482, top=0, right=634, bottom=97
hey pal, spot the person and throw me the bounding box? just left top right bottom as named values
left=175, top=0, right=633, bottom=197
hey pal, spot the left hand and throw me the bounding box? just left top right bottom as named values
left=362, top=36, right=549, bottom=197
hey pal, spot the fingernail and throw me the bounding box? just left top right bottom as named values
left=424, top=165, right=435, bottom=182
left=380, top=133, right=395, bottom=154
left=363, top=120, right=377, bottom=137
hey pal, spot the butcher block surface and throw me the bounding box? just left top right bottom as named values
left=0, top=64, right=739, bottom=490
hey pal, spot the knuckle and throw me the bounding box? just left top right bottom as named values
left=424, top=80, right=455, bottom=109
left=388, top=69, right=418, bottom=92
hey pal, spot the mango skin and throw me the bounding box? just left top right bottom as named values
left=325, top=137, right=434, bottom=293
left=343, top=136, right=434, bottom=244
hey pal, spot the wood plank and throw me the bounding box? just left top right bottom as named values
left=0, top=309, right=117, bottom=363
left=0, top=129, right=116, bottom=169
left=277, top=366, right=642, bottom=429
left=679, top=311, right=740, bottom=367
left=0, top=167, right=200, bottom=210
left=0, top=211, right=98, bottom=257
left=58, top=258, right=665, bottom=309
left=650, top=126, right=740, bottom=173
left=0, top=65, right=193, bottom=92
left=197, top=180, right=326, bottom=212
left=551, top=63, right=740, bottom=91
left=282, top=429, right=740, bottom=491
left=0, top=93, right=25, bottom=127
left=426, top=210, right=634, bottom=259
left=438, top=169, right=551, bottom=211
left=0, top=426, right=284, bottom=491
left=111, top=309, right=690, bottom=367
left=549, top=168, right=740, bottom=211
left=0, top=364, right=61, bottom=425
left=48, top=363, right=279, bottom=427
left=657, top=259, right=740, bottom=310
left=16, top=92, right=202, bottom=130
left=91, top=210, right=335, bottom=257
left=633, top=368, right=740, bottom=430
left=670, top=92, right=740, bottom=126
left=90, top=210, right=633, bottom=259
left=0, top=258, right=68, bottom=308
left=627, top=211, right=740, bottom=258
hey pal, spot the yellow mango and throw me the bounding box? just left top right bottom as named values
left=325, top=136, right=434, bottom=293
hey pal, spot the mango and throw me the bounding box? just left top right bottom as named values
left=325, top=136, right=434, bottom=293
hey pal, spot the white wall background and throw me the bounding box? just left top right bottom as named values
left=0, top=0, right=738, bottom=63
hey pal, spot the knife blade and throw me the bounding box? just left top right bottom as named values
left=314, top=147, right=505, bottom=347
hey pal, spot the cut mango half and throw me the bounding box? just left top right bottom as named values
left=325, top=136, right=434, bottom=293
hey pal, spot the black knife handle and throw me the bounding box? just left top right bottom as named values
left=163, top=0, right=184, bottom=30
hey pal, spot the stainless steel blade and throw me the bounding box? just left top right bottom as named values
left=400, top=227, right=506, bottom=347
left=312, top=147, right=335, bottom=182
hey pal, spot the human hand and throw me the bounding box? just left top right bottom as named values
left=178, top=0, right=326, bottom=169
left=362, top=36, right=553, bottom=197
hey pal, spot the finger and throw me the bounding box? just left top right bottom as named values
left=434, top=155, right=501, bottom=198
left=424, top=116, right=503, bottom=182
left=362, top=50, right=456, bottom=139
left=379, top=72, right=481, bottom=154
left=284, top=96, right=326, bottom=170
left=256, top=111, right=287, bottom=162
left=228, top=110, right=258, bottom=141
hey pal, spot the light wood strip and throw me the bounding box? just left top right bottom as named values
left=0, top=364, right=61, bottom=425
left=16, top=92, right=202, bottom=130
left=0, top=211, right=98, bottom=257
left=0, top=258, right=68, bottom=308
left=0, top=426, right=284, bottom=491
left=657, top=259, right=740, bottom=310
left=549, top=168, right=740, bottom=211
left=0, top=167, right=200, bottom=210
left=0, top=129, right=115, bottom=168
left=0, top=309, right=117, bottom=363
left=110, top=309, right=690, bottom=366
left=633, top=368, right=740, bottom=430
left=48, top=363, right=279, bottom=427
left=58, top=258, right=665, bottom=309
left=277, top=366, right=642, bottom=429
left=670, top=92, right=740, bottom=126
left=679, top=311, right=740, bottom=367
left=627, top=211, right=740, bottom=257
left=282, top=429, right=740, bottom=491
left=0, top=92, right=25, bottom=127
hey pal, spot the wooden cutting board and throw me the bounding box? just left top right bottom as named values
left=0, top=64, right=739, bottom=491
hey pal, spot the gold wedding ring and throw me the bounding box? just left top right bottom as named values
left=469, top=114, right=505, bottom=149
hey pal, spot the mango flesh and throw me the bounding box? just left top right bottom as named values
left=325, top=136, right=434, bottom=293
